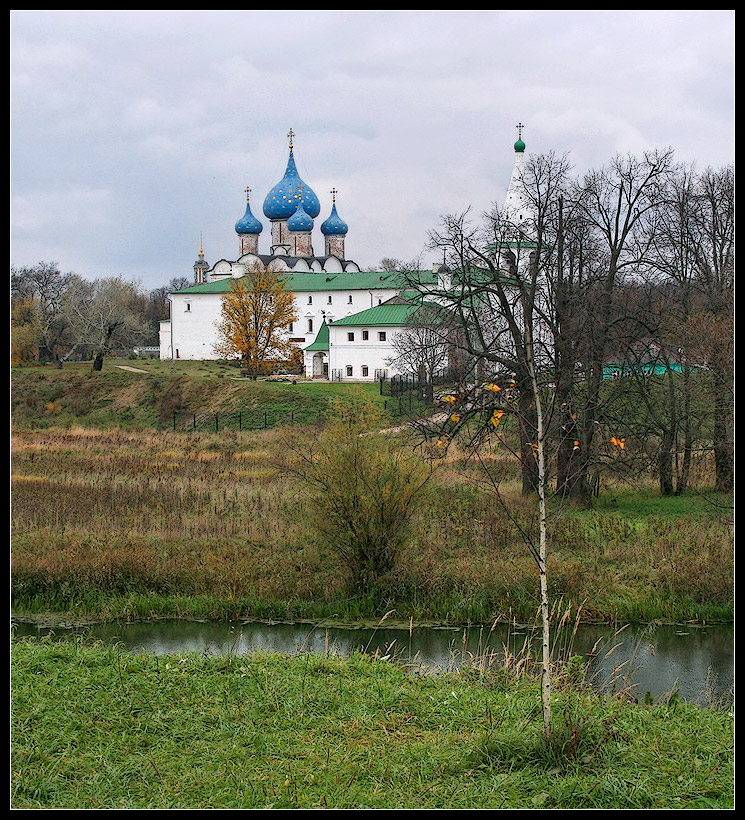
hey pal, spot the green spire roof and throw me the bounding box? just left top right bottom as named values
left=514, top=121, right=526, bottom=153
left=304, top=319, right=329, bottom=351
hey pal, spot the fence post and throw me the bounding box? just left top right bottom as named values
left=264, top=411, right=267, bottom=429
left=173, top=413, right=177, bottom=432
left=238, top=411, right=242, bottom=432
left=216, top=413, right=219, bottom=433
left=193, top=413, right=196, bottom=431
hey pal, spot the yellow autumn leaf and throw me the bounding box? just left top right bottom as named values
left=490, top=410, right=504, bottom=427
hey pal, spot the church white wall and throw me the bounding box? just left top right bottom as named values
left=163, top=286, right=402, bottom=362
left=159, top=320, right=172, bottom=359
left=168, top=292, right=225, bottom=360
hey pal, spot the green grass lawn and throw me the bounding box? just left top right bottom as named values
left=11, top=359, right=388, bottom=431
left=11, top=638, right=734, bottom=810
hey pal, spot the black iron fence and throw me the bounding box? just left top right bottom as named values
left=170, top=409, right=325, bottom=433
left=379, top=371, right=454, bottom=398
left=376, top=371, right=459, bottom=418
left=169, top=396, right=426, bottom=433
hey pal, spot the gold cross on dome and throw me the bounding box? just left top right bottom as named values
left=245, top=186, right=251, bottom=201
left=287, top=128, right=295, bottom=148
left=516, top=122, right=524, bottom=140
left=331, top=187, right=338, bottom=203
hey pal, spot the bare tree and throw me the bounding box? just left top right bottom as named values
left=385, top=302, right=456, bottom=382
left=565, top=148, right=676, bottom=505
left=168, top=276, right=192, bottom=292
left=11, top=261, right=74, bottom=363
left=379, top=257, right=404, bottom=272
left=647, top=164, right=702, bottom=492
left=399, top=151, right=576, bottom=737
left=62, top=275, right=151, bottom=370
left=596, top=162, right=734, bottom=494
left=690, top=166, right=734, bottom=491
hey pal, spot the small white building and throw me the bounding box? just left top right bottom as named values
left=304, top=293, right=450, bottom=381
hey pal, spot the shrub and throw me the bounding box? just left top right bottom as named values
left=283, top=396, right=434, bottom=594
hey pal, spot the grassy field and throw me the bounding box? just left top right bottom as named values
left=11, top=360, right=734, bottom=624
left=10, top=638, right=734, bottom=809
left=11, top=422, right=733, bottom=625
left=10, top=359, right=389, bottom=431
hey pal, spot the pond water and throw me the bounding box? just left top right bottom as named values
left=12, top=618, right=733, bottom=707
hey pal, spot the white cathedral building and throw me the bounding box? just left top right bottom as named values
left=159, top=129, right=531, bottom=380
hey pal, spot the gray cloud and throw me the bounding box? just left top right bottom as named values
left=11, top=10, right=734, bottom=289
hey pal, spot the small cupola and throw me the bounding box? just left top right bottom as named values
left=235, top=187, right=263, bottom=255
left=321, top=188, right=349, bottom=259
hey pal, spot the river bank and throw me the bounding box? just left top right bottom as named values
left=11, top=638, right=734, bottom=809
left=12, top=615, right=734, bottom=707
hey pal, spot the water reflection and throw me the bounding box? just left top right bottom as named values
left=12, top=618, right=733, bottom=707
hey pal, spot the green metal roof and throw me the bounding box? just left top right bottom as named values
left=328, top=293, right=449, bottom=328
left=330, top=302, right=419, bottom=327
left=304, top=320, right=329, bottom=351
left=602, top=363, right=693, bottom=379
left=173, top=270, right=437, bottom=295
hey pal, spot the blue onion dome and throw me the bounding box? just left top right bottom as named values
left=263, top=148, right=321, bottom=220
left=286, top=197, right=314, bottom=233
left=235, top=193, right=263, bottom=235
left=321, top=202, right=349, bottom=236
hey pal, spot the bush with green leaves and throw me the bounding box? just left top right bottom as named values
left=283, top=396, right=433, bottom=594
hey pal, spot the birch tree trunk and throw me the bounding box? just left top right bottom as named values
left=525, top=320, right=551, bottom=736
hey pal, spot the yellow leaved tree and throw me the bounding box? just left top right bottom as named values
left=214, top=269, right=299, bottom=378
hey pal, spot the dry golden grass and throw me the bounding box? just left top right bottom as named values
left=10, top=426, right=733, bottom=623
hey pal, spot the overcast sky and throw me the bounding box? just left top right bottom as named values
left=11, top=10, right=735, bottom=291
